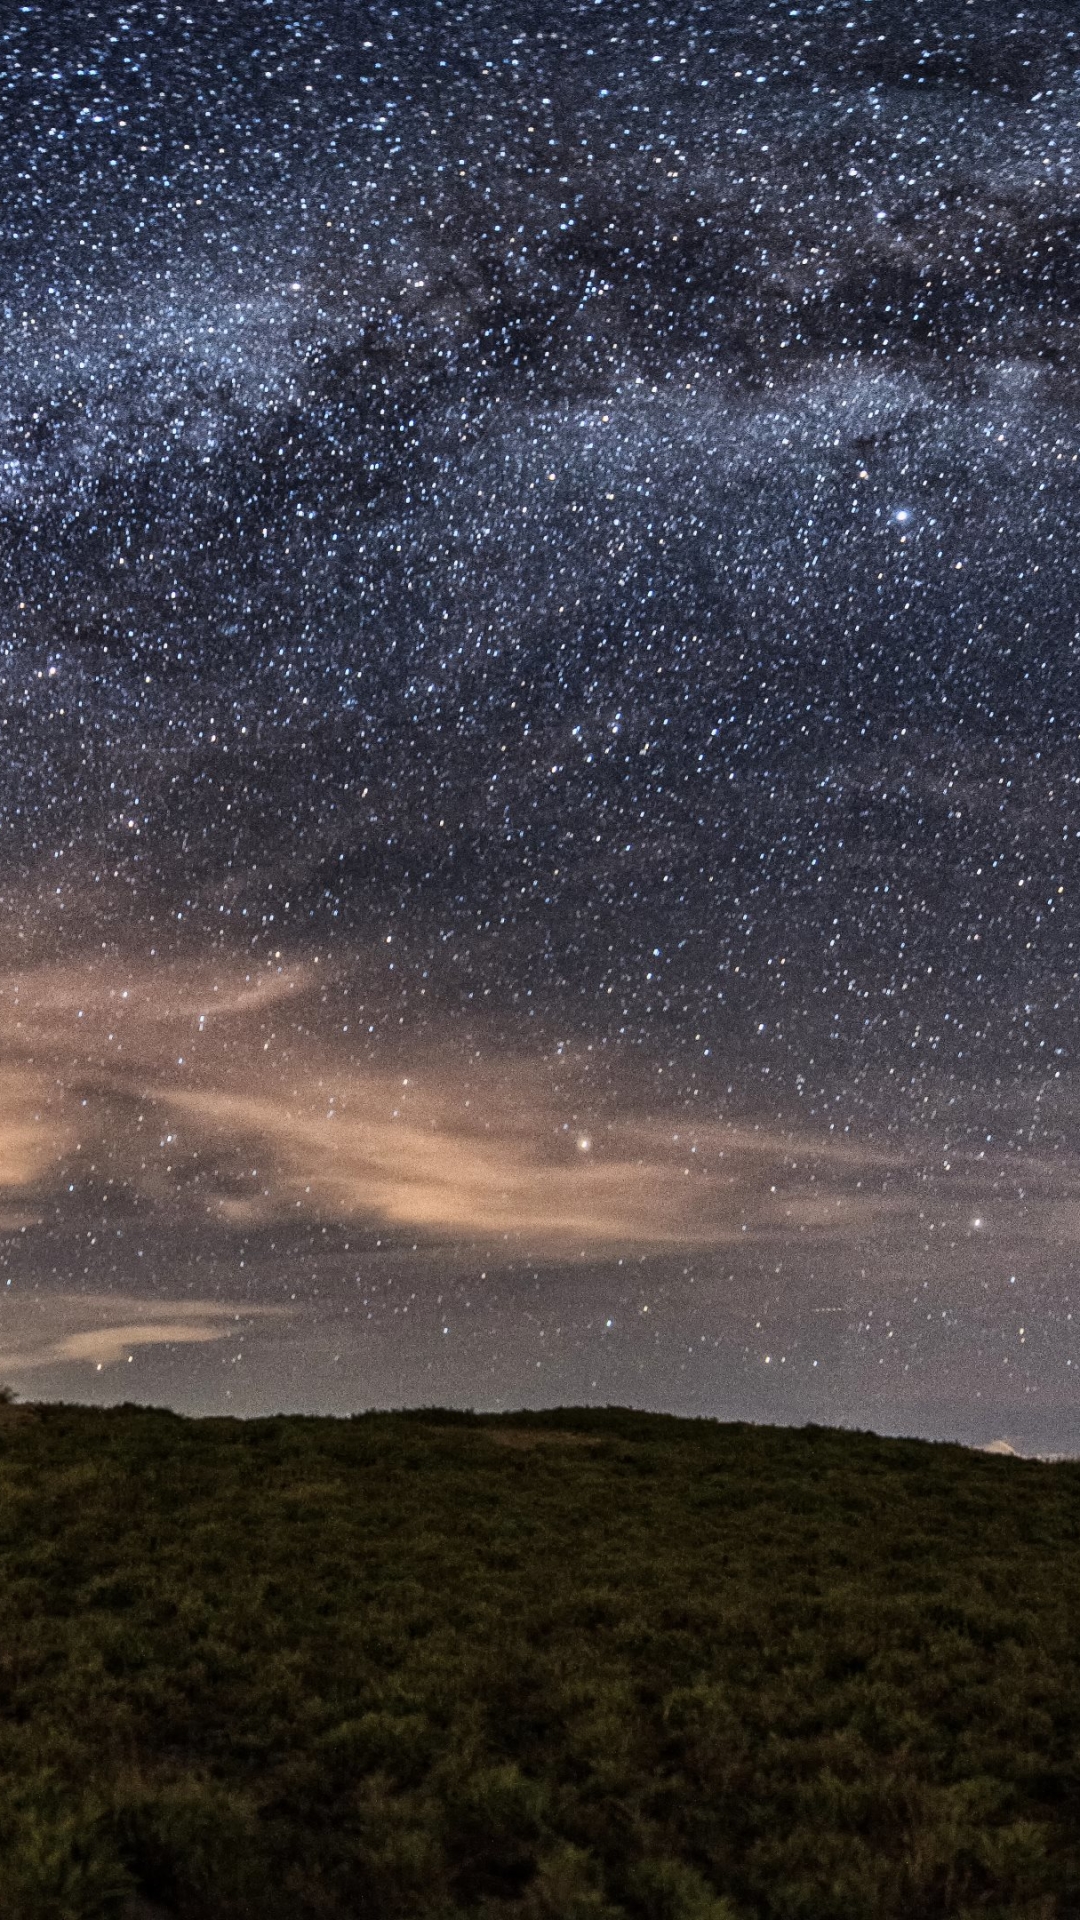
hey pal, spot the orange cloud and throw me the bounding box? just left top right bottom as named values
left=0, top=951, right=1063, bottom=1264
left=0, top=1293, right=287, bottom=1373
left=0, top=1069, right=72, bottom=1198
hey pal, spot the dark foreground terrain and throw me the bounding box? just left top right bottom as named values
left=1, top=1404, right=1078, bottom=1920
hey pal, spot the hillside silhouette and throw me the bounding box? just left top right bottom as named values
left=0, top=1403, right=1077, bottom=1919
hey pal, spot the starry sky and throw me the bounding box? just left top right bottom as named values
left=1, top=0, right=1079, bottom=1449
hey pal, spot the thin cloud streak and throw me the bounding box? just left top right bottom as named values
left=0, top=954, right=1074, bottom=1262
left=0, top=1293, right=288, bottom=1373
left=0, top=1070, right=72, bottom=1195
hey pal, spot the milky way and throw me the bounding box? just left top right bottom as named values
left=1, top=0, right=1079, bottom=1447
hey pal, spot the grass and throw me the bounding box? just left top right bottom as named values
left=0, top=1401, right=1078, bottom=1919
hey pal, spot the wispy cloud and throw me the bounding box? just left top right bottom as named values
left=0, top=1293, right=286, bottom=1373
left=0, top=953, right=1071, bottom=1263
left=0, top=1069, right=71, bottom=1193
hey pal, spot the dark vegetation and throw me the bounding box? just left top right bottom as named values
left=1, top=1402, right=1078, bottom=1920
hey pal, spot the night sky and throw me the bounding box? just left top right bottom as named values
left=1, top=0, right=1079, bottom=1449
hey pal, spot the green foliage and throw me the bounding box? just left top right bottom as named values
left=519, top=1844, right=621, bottom=1919
left=626, top=1858, right=740, bottom=1920
left=0, top=1782, right=132, bottom=1920
left=116, top=1778, right=266, bottom=1915
left=0, top=1404, right=1078, bottom=1918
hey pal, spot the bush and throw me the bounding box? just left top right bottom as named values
left=0, top=1407, right=1076, bottom=1918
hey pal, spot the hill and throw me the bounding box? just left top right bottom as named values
left=0, top=1403, right=1078, bottom=1920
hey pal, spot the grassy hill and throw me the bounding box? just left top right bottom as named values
left=1, top=1403, right=1078, bottom=1920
